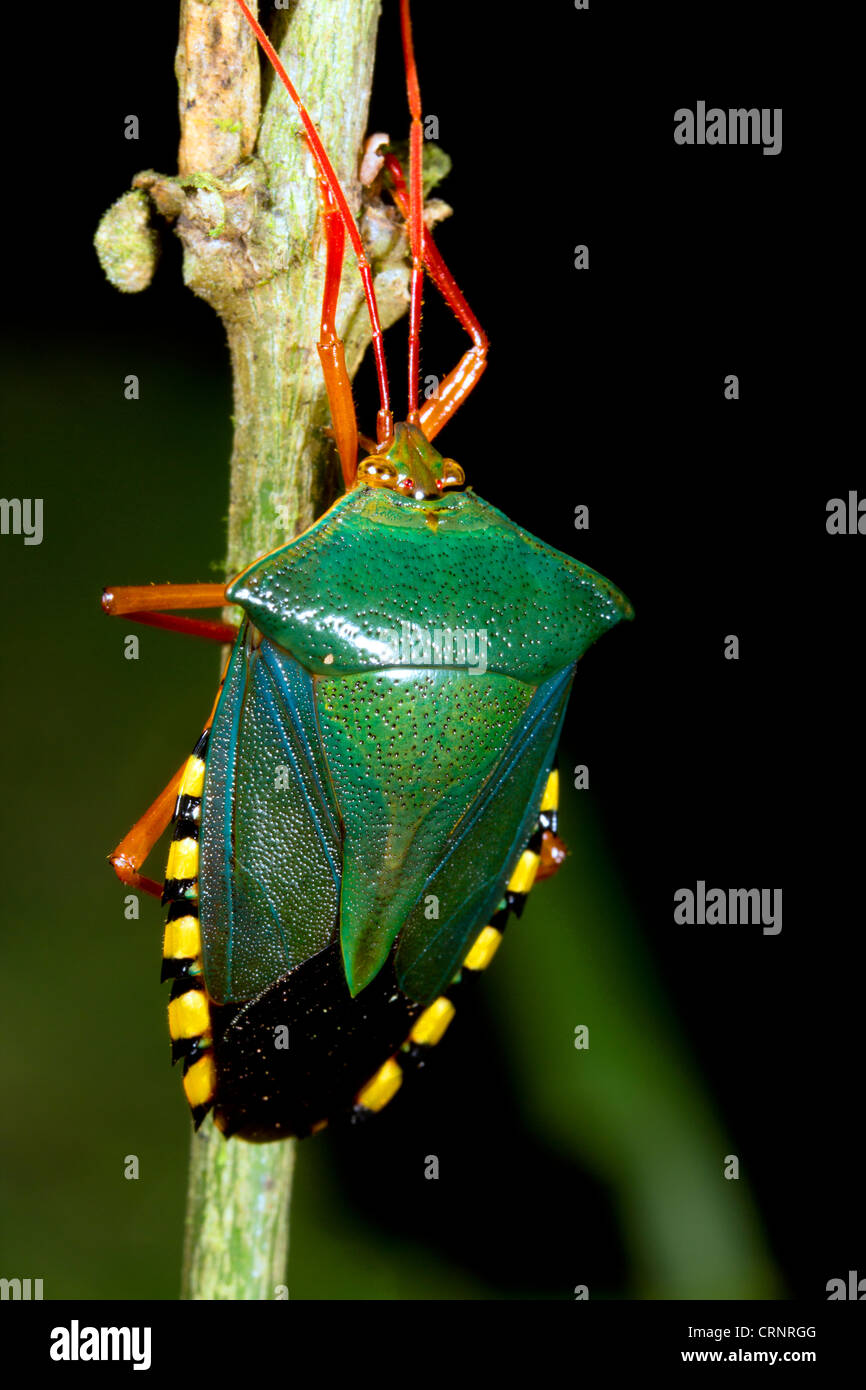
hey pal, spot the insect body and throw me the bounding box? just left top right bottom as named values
left=105, top=2, right=632, bottom=1140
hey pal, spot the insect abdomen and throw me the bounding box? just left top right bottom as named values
left=160, top=732, right=560, bottom=1140
left=161, top=729, right=217, bottom=1129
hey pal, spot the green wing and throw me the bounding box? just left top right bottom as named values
left=315, top=664, right=573, bottom=1001
left=199, top=629, right=342, bottom=1004
left=394, top=665, right=573, bottom=1001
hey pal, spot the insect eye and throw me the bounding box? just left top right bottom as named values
left=359, top=455, right=398, bottom=488
left=440, top=459, right=465, bottom=489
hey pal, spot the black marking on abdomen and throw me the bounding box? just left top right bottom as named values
left=192, top=728, right=210, bottom=759
left=209, top=941, right=426, bottom=1141
left=161, top=956, right=197, bottom=983
left=173, top=793, right=202, bottom=842
left=162, top=877, right=198, bottom=905
left=209, top=891, right=522, bottom=1142
left=196, top=744, right=552, bottom=1141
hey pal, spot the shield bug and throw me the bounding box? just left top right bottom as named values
left=104, top=0, right=633, bottom=1140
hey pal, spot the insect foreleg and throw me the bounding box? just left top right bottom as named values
left=102, top=583, right=237, bottom=643
left=315, top=178, right=360, bottom=487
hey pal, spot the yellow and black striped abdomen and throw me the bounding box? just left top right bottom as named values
left=162, top=728, right=216, bottom=1128
left=161, top=755, right=562, bottom=1140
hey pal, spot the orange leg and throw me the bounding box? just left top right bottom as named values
left=383, top=153, right=489, bottom=441
left=235, top=0, right=393, bottom=446
left=109, top=763, right=187, bottom=899
left=108, top=659, right=229, bottom=898
left=102, top=583, right=238, bottom=643
left=536, top=831, right=568, bottom=881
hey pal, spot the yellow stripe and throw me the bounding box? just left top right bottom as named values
left=409, top=997, right=456, bottom=1047
left=356, top=1057, right=402, bottom=1112
left=163, top=915, right=201, bottom=960
left=463, top=925, right=503, bottom=972
left=180, top=756, right=206, bottom=799
left=168, top=990, right=210, bottom=1040
left=540, top=769, right=559, bottom=812
left=166, top=837, right=199, bottom=882
left=507, top=848, right=540, bottom=895
left=183, top=1053, right=216, bottom=1109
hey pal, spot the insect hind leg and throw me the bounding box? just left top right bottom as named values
left=108, top=763, right=188, bottom=899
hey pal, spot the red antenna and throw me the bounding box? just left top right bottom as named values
left=398, top=0, right=424, bottom=424
left=233, top=0, right=392, bottom=444
left=234, top=1, right=490, bottom=463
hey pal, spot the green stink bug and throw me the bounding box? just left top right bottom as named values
left=104, top=0, right=632, bottom=1141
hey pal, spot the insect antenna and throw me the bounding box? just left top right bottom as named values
left=398, top=0, right=425, bottom=425
left=233, top=0, right=393, bottom=448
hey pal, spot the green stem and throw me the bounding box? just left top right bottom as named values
left=93, top=0, right=441, bottom=1306
left=171, top=0, right=383, bottom=1299
left=181, top=1123, right=296, bottom=1299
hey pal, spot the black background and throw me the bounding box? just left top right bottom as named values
left=2, top=0, right=857, bottom=1302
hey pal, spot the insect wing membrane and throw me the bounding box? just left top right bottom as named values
left=393, top=664, right=574, bottom=1002
left=199, top=627, right=342, bottom=1004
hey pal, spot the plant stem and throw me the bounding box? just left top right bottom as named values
left=169, top=0, right=383, bottom=1299
left=92, top=0, right=454, bottom=1303
left=94, top=0, right=419, bottom=1300
left=181, top=1122, right=296, bottom=1299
